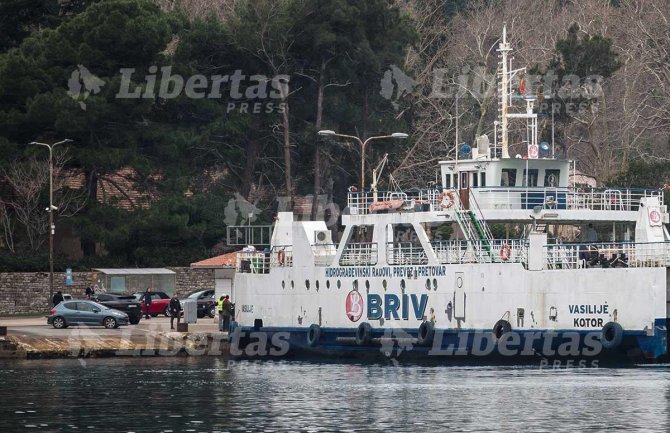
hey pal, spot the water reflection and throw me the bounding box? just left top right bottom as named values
left=0, top=358, right=668, bottom=432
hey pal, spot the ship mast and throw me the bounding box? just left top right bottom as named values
left=496, top=24, right=538, bottom=160
left=497, top=24, right=512, bottom=159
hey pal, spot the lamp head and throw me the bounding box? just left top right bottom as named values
left=391, top=133, right=409, bottom=139
left=318, top=130, right=335, bottom=136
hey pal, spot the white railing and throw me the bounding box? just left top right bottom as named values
left=312, top=243, right=337, bottom=267
left=431, top=239, right=528, bottom=264
left=472, top=187, right=663, bottom=211
left=545, top=241, right=670, bottom=269
left=347, top=189, right=441, bottom=215
left=386, top=242, right=429, bottom=265
left=236, top=251, right=270, bottom=273
left=271, top=245, right=293, bottom=268
left=339, top=242, right=378, bottom=266
left=347, top=187, right=663, bottom=215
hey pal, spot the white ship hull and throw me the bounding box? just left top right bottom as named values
left=232, top=263, right=667, bottom=360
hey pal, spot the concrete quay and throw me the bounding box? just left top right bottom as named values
left=0, top=316, right=230, bottom=359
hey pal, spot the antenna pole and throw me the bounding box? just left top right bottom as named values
left=455, top=94, right=459, bottom=186
left=498, top=23, right=512, bottom=158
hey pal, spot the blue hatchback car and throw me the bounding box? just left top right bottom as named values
left=47, top=300, right=130, bottom=329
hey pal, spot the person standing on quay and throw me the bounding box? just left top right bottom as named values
left=52, top=291, right=64, bottom=307
left=169, top=293, right=182, bottom=330
left=217, top=296, right=225, bottom=331
left=143, top=287, right=152, bottom=319
left=222, top=295, right=233, bottom=333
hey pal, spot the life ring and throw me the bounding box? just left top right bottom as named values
left=500, top=243, right=511, bottom=262
left=601, top=322, right=623, bottom=350
left=438, top=190, right=456, bottom=209
left=355, top=322, right=372, bottom=346
left=492, top=319, right=512, bottom=339
left=306, top=324, right=321, bottom=347
left=417, top=321, right=435, bottom=346
left=277, top=249, right=285, bottom=265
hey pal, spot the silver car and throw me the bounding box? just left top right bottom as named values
left=47, top=300, right=129, bottom=329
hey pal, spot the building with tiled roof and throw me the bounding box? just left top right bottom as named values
left=190, top=251, right=239, bottom=300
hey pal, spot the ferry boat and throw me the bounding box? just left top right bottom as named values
left=230, top=26, right=670, bottom=361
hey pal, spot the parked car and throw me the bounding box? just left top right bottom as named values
left=94, top=293, right=142, bottom=324
left=132, top=291, right=172, bottom=317
left=185, top=289, right=216, bottom=318
left=47, top=300, right=129, bottom=329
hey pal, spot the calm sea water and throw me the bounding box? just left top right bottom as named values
left=0, top=357, right=668, bottom=432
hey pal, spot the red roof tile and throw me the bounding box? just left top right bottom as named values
left=190, top=251, right=239, bottom=268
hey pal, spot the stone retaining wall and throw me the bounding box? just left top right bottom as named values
left=0, top=268, right=215, bottom=315
left=169, top=267, right=215, bottom=298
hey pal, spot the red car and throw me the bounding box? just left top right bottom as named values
left=134, top=291, right=171, bottom=317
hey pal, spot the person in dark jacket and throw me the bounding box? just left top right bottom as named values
left=221, top=295, right=233, bottom=333
left=85, top=286, right=94, bottom=299
left=143, top=288, right=152, bottom=319
left=169, top=294, right=182, bottom=330
left=52, top=291, right=64, bottom=307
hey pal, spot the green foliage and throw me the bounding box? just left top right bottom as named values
left=608, top=161, right=670, bottom=189
left=553, top=24, right=620, bottom=79
left=432, top=223, right=454, bottom=241
left=0, top=0, right=415, bottom=270
left=0, top=0, right=65, bottom=51
left=608, top=161, right=670, bottom=222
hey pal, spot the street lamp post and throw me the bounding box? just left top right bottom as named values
left=317, top=130, right=408, bottom=191
left=31, top=139, right=72, bottom=308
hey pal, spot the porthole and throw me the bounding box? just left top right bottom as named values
left=382, top=279, right=387, bottom=289
left=425, top=279, right=431, bottom=290
left=365, top=280, right=370, bottom=290
left=291, top=280, right=295, bottom=289
left=433, top=278, right=438, bottom=290
left=282, top=280, right=285, bottom=289
left=337, top=280, right=341, bottom=289
left=316, top=280, right=320, bottom=289
left=400, top=279, right=406, bottom=289
left=305, top=280, right=310, bottom=289
left=326, top=280, right=331, bottom=289
left=353, top=280, right=359, bottom=290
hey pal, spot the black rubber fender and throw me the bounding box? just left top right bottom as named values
left=356, top=322, right=372, bottom=346
left=493, top=320, right=512, bottom=339
left=601, top=322, right=624, bottom=350
left=306, top=324, right=321, bottom=347
left=417, top=321, right=435, bottom=346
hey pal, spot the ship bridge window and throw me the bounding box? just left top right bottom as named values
left=348, top=225, right=374, bottom=243
left=472, top=172, right=478, bottom=187
left=445, top=174, right=452, bottom=188
left=481, top=172, right=486, bottom=187
left=501, top=168, right=517, bottom=187
left=523, top=169, right=539, bottom=187
left=387, top=224, right=428, bottom=265
left=339, top=225, right=377, bottom=266
left=544, top=169, right=560, bottom=187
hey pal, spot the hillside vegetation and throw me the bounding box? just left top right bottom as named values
left=0, top=0, right=668, bottom=270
